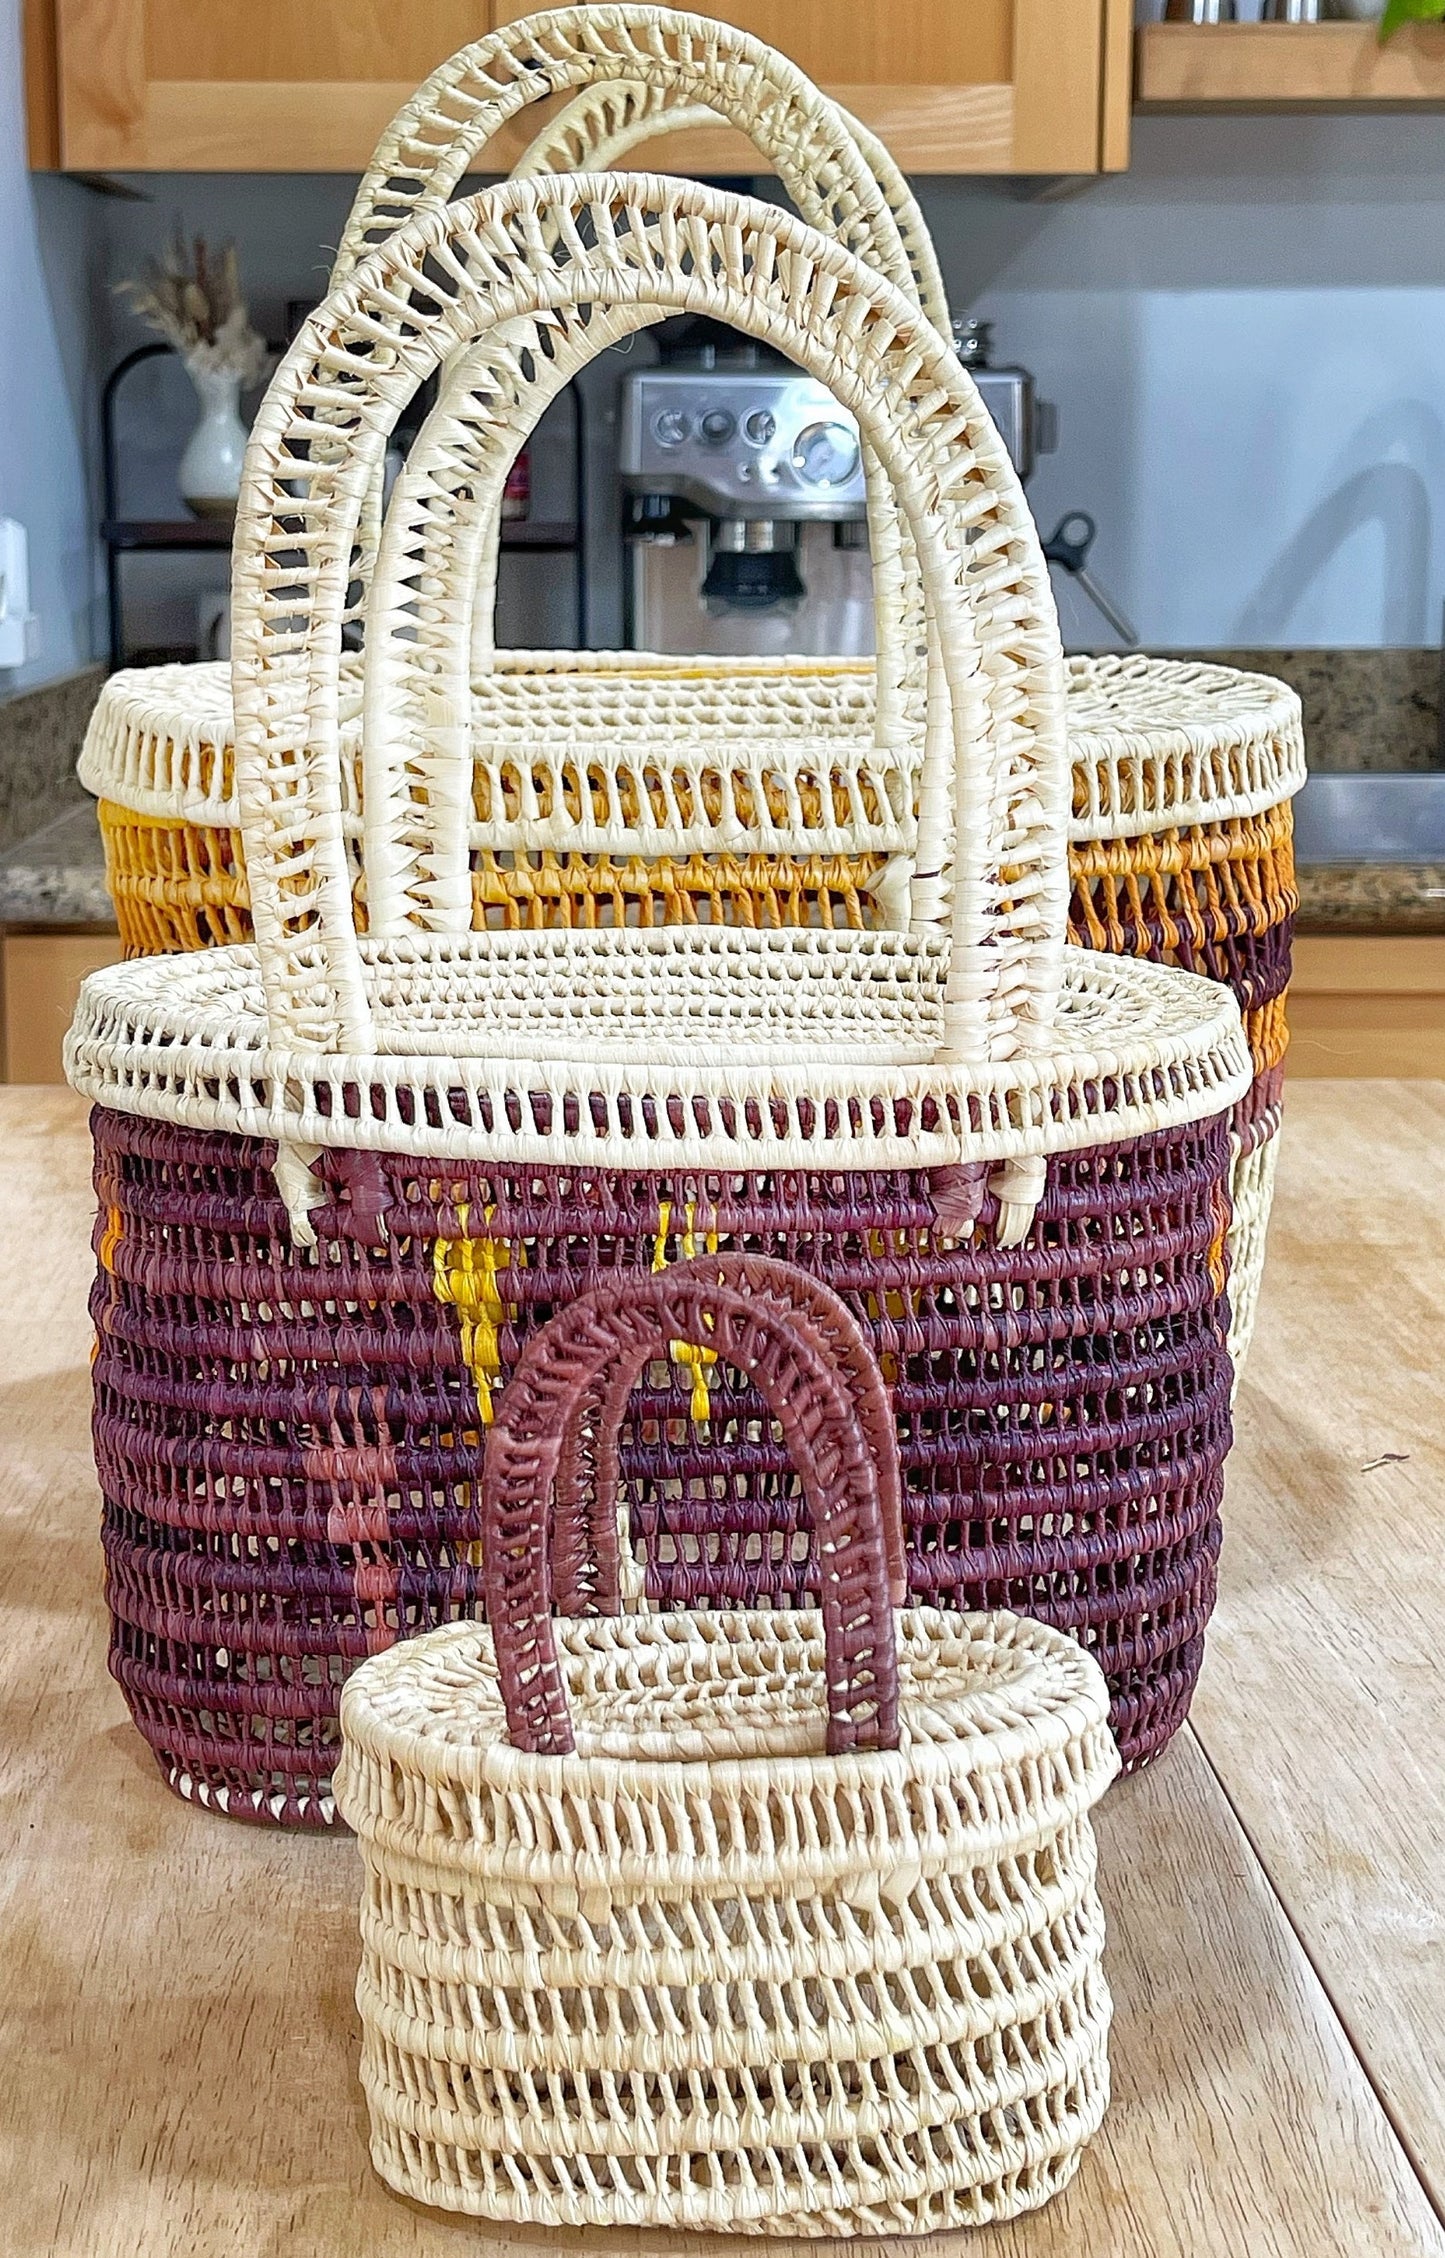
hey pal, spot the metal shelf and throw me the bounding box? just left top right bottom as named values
left=100, top=342, right=589, bottom=668
left=102, top=517, right=579, bottom=552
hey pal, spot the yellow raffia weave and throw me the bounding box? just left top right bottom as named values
left=98, top=807, right=1296, bottom=964
left=97, top=801, right=250, bottom=956
left=652, top=1198, right=719, bottom=1422
left=431, top=1202, right=513, bottom=1426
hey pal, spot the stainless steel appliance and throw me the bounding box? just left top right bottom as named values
left=619, top=320, right=1051, bottom=658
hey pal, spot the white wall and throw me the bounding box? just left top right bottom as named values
left=0, top=0, right=102, bottom=689
left=921, top=115, right=1445, bottom=650
left=20, top=104, right=1445, bottom=665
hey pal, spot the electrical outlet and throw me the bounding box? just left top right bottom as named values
left=0, top=520, right=40, bottom=670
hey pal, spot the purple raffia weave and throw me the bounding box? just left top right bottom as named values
left=91, top=1104, right=1233, bottom=1824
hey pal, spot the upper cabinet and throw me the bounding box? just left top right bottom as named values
left=28, top=0, right=495, bottom=171
left=28, top=0, right=1134, bottom=176
left=1136, top=21, right=1445, bottom=113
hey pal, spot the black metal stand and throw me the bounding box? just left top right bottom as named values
left=100, top=345, right=590, bottom=669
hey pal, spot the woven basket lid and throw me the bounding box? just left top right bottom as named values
left=66, top=921, right=1250, bottom=1185
left=335, top=1606, right=1119, bottom=1891
left=78, top=651, right=1303, bottom=845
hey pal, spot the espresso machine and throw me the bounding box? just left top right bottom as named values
left=618, top=317, right=1133, bottom=654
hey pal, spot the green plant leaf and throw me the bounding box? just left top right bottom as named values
left=1380, top=0, right=1445, bottom=40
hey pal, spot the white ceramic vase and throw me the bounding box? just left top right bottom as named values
left=178, top=367, right=248, bottom=521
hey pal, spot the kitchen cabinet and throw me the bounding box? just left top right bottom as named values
left=0, top=930, right=123, bottom=1086
left=1287, top=936, right=1445, bottom=1079
left=27, top=0, right=1134, bottom=175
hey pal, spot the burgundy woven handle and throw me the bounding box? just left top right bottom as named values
left=481, top=1254, right=904, bottom=1759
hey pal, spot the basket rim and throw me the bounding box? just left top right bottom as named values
left=336, top=1607, right=1119, bottom=1814
left=66, top=931, right=1251, bottom=1174
left=78, top=653, right=1305, bottom=846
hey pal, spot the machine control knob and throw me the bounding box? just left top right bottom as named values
left=791, top=420, right=860, bottom=489
left=652, top=407, right=690, bottom=447
left=742, top=407, right=776, bottom=446
left=699, top=408, right=737, bottom=446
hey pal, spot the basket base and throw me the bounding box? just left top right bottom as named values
left=156, top=1758, right=339, bottom=1830
left=365, top=2124, right=1096, bottom=2238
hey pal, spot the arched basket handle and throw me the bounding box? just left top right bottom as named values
left=482, top=1254, right=905, bottom=1760
left=329, top=2, right=937, bottom=664
left=333, top=8, right=932, bottom=306
left=234, top=176, right=1066, bottom=1074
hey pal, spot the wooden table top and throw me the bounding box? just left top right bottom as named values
left=4, top=1083, right=1444, bottom=2257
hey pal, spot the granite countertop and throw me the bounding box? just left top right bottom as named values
left=0, top=800, right=113, bottom=926
left=1164, top=648, right=1443, bottom=774
left=3, top=648, right=1444, bottom=936
left=1296, top=863, right=1445, bottom=936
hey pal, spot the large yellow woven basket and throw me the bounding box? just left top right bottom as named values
left=82, top=648, right=1299, bottom=1373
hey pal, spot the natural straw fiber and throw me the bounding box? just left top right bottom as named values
left=336, top=1256, right=1120, bottom=2234
left=71, top=173, right=1249, bottom=1824
left=76, top=8, right=1299, bottom=1367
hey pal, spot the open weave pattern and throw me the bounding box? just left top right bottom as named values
left=336, top=1608, right=1118, bottom=2235
left=214, top=173, right=1079, bottom=1074
left=511, top=70, right=949, bottom=321
left=336, top=9, right=934, bottom=298
left=1068, top=801, right=1296, bottom=1085
left=66, top=930, right=1250, bottom=1187
left=456, top=41, right=944, bottom=679
left=329, top=6, right=943, bottom=630
left=334, top=1273, right=1115, bottom=2232
left=479, top=1258, right=908, bottom=1757
left=97, top=801, right=252, bottom=954
left=81, top=655, right=1302, bottom=850
left=252, top=173, right=1065, bottom=1061
left=91, top=1102, right=1229, bottom=1822
left=1222, top=1119, right=1280, bottom=1382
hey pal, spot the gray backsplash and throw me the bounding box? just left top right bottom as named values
left=1163, top=649, right=1441, bottom=774
left=0, top=667, right=104, bottom=853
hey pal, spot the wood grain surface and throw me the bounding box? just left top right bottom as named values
left=1194, top=1079, right=1445, bottom=2216
left=2, top=1084, right=1444, bottom=2254
left=1136, top=20, right=1445, bottom=111
left=38, top=0, right=1123, bottom=172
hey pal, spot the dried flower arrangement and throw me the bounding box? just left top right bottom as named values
left=116, top=232, right=267, bottom=386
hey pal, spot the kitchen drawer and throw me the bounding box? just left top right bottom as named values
left=1288, top=935, right=1445, bottom=1079
left=1, top=929, right=123, bottom=1086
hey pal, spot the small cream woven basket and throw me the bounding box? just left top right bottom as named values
left=336, top=1256, right=1121, bottom=2235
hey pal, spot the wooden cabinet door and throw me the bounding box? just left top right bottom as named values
left=44, top=0, right=496, bottom=170
left=490, top=0, right=1132, bottom=174
left=35, top=0, right=1131, bottom=174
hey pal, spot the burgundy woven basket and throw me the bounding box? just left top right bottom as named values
left=91, top=1102, right=1232, bottom=1824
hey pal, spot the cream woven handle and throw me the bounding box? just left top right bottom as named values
left=232, top=173, right=1067, bottom=1069
left=333, top=8, right=925, bottom=297
left=510, top=76, right=949, bottom=328
left=329, top=6, right=931, bottom=656
left=452, top=75, right=946, bottom=681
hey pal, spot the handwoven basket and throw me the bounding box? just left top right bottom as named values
left=335, top=1255, right=1121, bottom=2235
left=77, top=11, right=1299, bottom=1373
left=69, top=172, right=1252, bottom=1823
